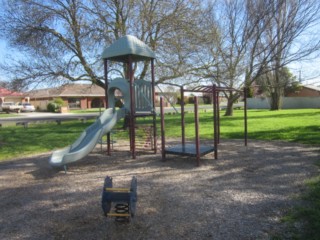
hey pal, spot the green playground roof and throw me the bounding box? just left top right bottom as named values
left=102, top=35, right=156, bottom=62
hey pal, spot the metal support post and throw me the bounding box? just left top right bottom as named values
left=151, top=60, right=157, bottom=153
left=213, top=85, right=218, bottom=159
left=180, top=86, right=185, bottom=146
left=194, top=96, right=200, bottom=166
left=160, top=97, right=166, bottom=161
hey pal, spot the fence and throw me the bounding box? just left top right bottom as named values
left=247, top=97, right=320, bottom=109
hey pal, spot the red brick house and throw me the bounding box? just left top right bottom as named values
left=250, top=83, right=320, bottom=97
left=248, top=84, right=320, bottom=109
left=27, top=84, right=107, bottom=110
left=286, top=85, right=320, bottom=97
left=0, top=87, right=26, bottom=104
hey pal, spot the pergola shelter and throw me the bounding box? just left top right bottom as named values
left=161, top=85, right=248, bottom=166
left=101, top=35, right=157, bottom=159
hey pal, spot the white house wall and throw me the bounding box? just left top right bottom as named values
left=247, top=97, right=320, bottom=109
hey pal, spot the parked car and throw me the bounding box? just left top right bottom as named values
left=1, top=102, right=23, bottom=113
left=18, top=103, right=36, bottom=112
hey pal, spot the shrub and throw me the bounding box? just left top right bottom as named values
left=202, top=96, right=211, bottom=104
left=177, top=96, right=188, bottom=105
left=47, top=97, right=68, bottom=112
left=53, top=97, right=66, bottom=107
left=47, top=102, right=57, bottom=112
left=188, top=96, right=195, bottom=104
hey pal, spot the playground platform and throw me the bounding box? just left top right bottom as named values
left=164, top=144, right=215, bottom=157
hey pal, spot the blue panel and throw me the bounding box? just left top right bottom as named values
left=165, top=144, right=215, bottom=157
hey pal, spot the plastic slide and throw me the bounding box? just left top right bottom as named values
left=49, top=108, right=126, bottom=168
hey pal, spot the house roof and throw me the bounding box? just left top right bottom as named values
left=304, top=84, right=320, bottom=92
left=27, top=84, right=105, bottom=98
left=0, top=87, right=23, bottom=97
left=101, top=35, right=156, bottom=62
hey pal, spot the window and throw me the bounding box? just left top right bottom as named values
left=68, top=98, right=81, bottom=109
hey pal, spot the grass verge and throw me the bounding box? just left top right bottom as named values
left=280, top=170, right=320, bottom=239
left=1, top=109, right=319, bottom=161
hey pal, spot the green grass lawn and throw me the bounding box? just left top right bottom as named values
left=69, top=108, right=103, bottom=113
left=1, top=109, right=319, bottom=161
left=0, top=112, right=20, bottom=118
left=281, top=171, right=320, bottom=239
left=0, top=121, right=96, bottom=160
left=163, top=109, right=320, bottom=145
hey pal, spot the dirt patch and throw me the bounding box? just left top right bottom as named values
left=0, top=140, right=319, bottom=239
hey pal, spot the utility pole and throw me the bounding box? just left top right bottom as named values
left=299, top=69, right=302, bottom=83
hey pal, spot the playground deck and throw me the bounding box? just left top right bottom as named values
left=164, top=144, right=215, bottom=157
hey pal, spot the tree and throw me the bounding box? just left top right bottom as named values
left=196, top=0, right=267, bottom=116
left=1, top=0, right=319, bottom=115
left=0, top=81, right=10, bottom=89
left=255, top=67, right=299, bottom=109
left=0, top=0, right=208, bottom=90
left=198, top=0, right=320, bottom=115
left=256, top=0, right=320, bottom=110
left=0, top=0, right=102, bottom=89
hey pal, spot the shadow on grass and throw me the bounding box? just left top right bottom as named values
left=223, top=125, right=320, bottom=145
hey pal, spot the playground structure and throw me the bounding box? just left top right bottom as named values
left=49, top=35, right=248, bottom=169
left=102, top=35, right=157, bottom=159
left=161, top=85, right=248, bottom=166
left=103, top=125, right=155, bottom=152
left=101, top=176, right=138, bottom=223
left=49, top=35, right=157, bottom=169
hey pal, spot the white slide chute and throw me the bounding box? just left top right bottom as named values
left=49, top=108, right=125, bottom=169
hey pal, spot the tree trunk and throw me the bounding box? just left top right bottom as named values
left=224, top=98, right=234, bottom=116
left=270, top=90, right=282, bottom=110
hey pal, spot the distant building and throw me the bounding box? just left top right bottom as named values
left=286, top=85, right=320, bottom=97
left=27, top=84, right=106, bottom=110
left=0, top=87, right=26, bottom=104
left=247, top=84, right=320, bottom=109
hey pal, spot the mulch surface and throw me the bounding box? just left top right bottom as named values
left=0, top=139, right=319, bottom=239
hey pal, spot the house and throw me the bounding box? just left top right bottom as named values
left=247, top=84, right=320, bottom=109
left=250, top=83, right=320, bottom=98
left=27, top=84, right=107, bottom=110
left=286, top=85, right=320, bottom=97
left=0, top=87, right=26, bottom=104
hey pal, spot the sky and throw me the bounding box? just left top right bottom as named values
left=0, top=39, right=7, bottom=76
left=1, top=0, right=320, bottom=89
left=289, top=60, right=320, bottom=86
left=1, top=37, right=320, bottom=87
